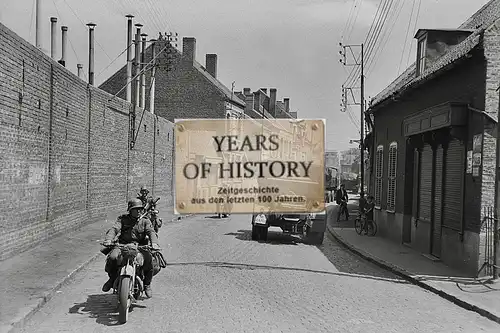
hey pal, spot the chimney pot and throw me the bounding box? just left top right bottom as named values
left=77, top=64, right=83, bottom=78
left=182, top=37, right=196, bottom=65
left=59, top=26, right=68, bottom=67
left=205, top=54, right=217, bottom=78
left=50, top=17, right=57, bottom=59
left=243, top=88, right=251, bottom=95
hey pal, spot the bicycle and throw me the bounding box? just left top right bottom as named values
left=354, top=213, right=377, bottom=236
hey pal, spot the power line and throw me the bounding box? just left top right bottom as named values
left=405, top=0, right=422, bottom=68
left=61, top=0, right=112, bottom=61
left=397, top=0, right=416, bottom=75
left=343, top=0, right=391, bottom=87
left=366, top=0, right=406, bottom=75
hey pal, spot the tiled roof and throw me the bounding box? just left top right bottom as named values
left=369, top=29, right=482, bottom=109
left=368, top=0, right=499, bottom=110
left=193, top=60, right=246, bottom=107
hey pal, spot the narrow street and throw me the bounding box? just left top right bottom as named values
left=15, top=212, right=499, bottom=333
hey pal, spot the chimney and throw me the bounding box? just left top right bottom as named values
left=253, top=91, right=262, bottom=115
left=284, top=98, right=290, bottom=113
left=205, top=54, right=217, bottom=78
left=134, top=23, right=143, bottom=107
left=77, top=64, right=83, bottom=78
left=126, top=15, right=134, bottom=103
left=50, top=17, right=57, bottom=59
left=59, top=26, right=68, bottom=67
left=244, top=92, right=254, bottom=115
left=86, top=23, right=96, bottom=85
left=269, top=88, right=277, bottom=116
left=35, top=0, right=41, bottom=48
left=182, top=37, right=196, bottom=65
left=140, top=33, right=147, bottom=108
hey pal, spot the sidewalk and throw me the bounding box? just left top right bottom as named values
left=0, top=209, right=193, bottom=333
left=327, top=224, right=500, bottom=324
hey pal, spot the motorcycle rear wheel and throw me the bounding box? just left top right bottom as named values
left=118, top=276, right=132, bottom=324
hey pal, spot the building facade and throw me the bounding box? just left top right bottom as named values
left=365, top=0, right=500, bottom=276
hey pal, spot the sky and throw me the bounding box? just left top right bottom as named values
left=0, top=0, right=491, bottom=151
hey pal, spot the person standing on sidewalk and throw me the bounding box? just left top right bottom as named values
left=101, top=198, right=161, bottom=298
left=335, top=184, right=349, bottom=221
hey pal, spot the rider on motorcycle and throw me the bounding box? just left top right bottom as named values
left=137, top=186, right=154, bottom=211
left=101, top=198, right=161, bottom=298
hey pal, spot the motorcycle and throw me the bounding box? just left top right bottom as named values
left=145, top=197, right=163, bottom=233
left=101, top=242, right=161, bottom=324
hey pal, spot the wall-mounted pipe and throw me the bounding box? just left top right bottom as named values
left=77, top=64, right=83, bottom=78
left=59, top=26, right=68, bottom=67
left=149, top=39, right=156, bottom=115
left=35, top=0, right=42, bottom=48
left=50, top=17, right=57, bottom=59
left=134, top=24, right=143, bottom=107
left=140, top=33, right=147, bottom=108
left=126, top=15, right=134, bottom=102
left=87, top=23, right=96, bottom=85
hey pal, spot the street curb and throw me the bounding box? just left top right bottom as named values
left=6, top=213, right=195, bottom=333
left=326, top=225, right=500, bottom=325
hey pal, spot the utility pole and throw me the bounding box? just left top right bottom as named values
left=339, top=42, right=365, bottom=198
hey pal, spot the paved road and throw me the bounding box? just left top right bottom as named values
left=15, top=213, right=500, bottom=333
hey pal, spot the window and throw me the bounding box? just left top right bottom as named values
left=375, top=145, right=384, bottom=208
left=387, top=142, right=398, bottom=212
left=417, top=37, right=427, bottom=75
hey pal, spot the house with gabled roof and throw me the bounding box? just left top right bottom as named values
left=99, top=36, right=246, bottom=121
left=364, top=0, right=500, bottom=276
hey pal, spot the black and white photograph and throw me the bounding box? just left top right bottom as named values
left=1, top=0, right=500, bottom=332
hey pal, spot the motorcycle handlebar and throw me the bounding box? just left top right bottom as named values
left=100, top=242, right=162, bottom=251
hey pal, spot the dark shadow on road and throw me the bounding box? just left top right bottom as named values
left=68, top=294, right=146, bottom=326
left=225, top=229, right=304, bottom=245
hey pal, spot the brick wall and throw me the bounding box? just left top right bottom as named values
left=0, top=23, right=174, bottom=261
left=481, top=19, right=500, bottom=221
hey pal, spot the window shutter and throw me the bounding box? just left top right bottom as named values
left=387, top=143, right=397, bottom=212
left=375, top=146, right=383, bottom=208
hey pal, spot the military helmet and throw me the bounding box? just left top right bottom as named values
left=128, top=198, right=144, bottom=211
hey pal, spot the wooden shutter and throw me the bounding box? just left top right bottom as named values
left=387, top=142, right=398, bottom=212
left=443, top=139, right=464, bottom=230
left=418, top=143, right=433, bottom=221
left=375, top=146, right=384, bottom=208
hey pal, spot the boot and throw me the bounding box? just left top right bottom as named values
left=143, top=270, right=153, bottom=298
left=102, top=273, right=117, bottom=292
left=144, top=284, right=152, bottom=298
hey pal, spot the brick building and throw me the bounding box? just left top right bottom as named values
left=100, top=36, right=297, bottom=122
left=365, top=0, right=500, bottom=276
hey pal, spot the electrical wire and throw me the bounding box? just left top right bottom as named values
left=397, top=0, right=416, bottom=75
left=405, top=0, right=422, bottom=68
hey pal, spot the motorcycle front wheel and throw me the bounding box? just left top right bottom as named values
left=118, top=276, right=132, bottom=324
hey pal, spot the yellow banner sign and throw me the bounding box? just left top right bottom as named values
left=174, top=118, right=325, bottom=214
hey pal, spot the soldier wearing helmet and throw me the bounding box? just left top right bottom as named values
left=101, top=198, right=160, bottom=298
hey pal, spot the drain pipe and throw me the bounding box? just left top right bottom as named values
left=87, top=23, right=96, bottom=85
left=50, top=17, right=57, bottom=59
left=59, top=26, right=68, bottom=67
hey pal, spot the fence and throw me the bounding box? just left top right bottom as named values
left=478, top=207, right=499, bottom=279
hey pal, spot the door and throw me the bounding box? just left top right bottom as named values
left=443, top=139, right=464, bottom=231
left=418, top=144, right=433, bottom=223
left=431, top=145, right=444, bottom=257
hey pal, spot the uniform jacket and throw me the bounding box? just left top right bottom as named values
left=104, top=214, right=159, bottom=245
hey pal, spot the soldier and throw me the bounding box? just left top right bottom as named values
left=101, top=198, right=161, bottom=298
